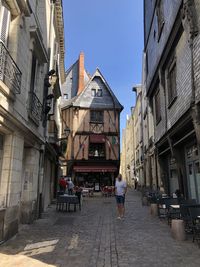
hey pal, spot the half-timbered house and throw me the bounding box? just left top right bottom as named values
left=61, top=53, right=123, bottom=189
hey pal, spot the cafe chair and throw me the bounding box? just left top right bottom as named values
left=164, top=198, right=179, bottom=225
left=56, top=195, right=66, bottom=211
left=157, top=197, right=170, bottom=219
left=188, top=205, right=200, bottom=243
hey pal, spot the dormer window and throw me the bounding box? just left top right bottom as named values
left=63, top=93, right=68, bottom=99
left=97, top=89, right=102, bottom=97
left=91, top=88, right=103, bottom=97
left=91, top=89, right=96, bottom=97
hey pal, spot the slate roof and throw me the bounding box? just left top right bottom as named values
left=72, top=68, right=123, bottom=110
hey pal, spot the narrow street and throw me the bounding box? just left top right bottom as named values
left=0, top=190, right=200, bottom=267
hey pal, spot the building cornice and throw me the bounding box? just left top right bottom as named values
left=55, top=0, right=65, bottom=84
left=0, top=106, right=45, bottom=147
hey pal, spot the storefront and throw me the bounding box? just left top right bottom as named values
left=73, top=165, right=117, bottom=191
left=185, top=142, right=200, bottom=203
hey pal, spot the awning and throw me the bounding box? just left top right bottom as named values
left=90, top=134, right=105, bottom=143
left=73, top=165, right=117, bottom=173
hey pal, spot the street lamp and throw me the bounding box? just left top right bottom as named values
left=43, top=69, right=57, bottom=126
left=58, top=126, right=70, bottom=141
left=57, top=126, right=71, bottom=141
left=58, top=126, right=71, bottom=177
left=50, top=73, right=57, bottom=87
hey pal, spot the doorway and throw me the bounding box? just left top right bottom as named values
left=187, top=161, right=200, bottom=202
left=186, top=143, right=200, bottom=203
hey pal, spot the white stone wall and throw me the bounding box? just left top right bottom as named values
left=0, top=0, right=65, bottom=240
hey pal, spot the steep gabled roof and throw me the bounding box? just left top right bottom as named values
left=72, top=68, right=123, bottom=111
left=65, top=60, right=78, bottom=78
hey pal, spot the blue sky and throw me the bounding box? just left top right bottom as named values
left=62, top=0, right=144, bottom=133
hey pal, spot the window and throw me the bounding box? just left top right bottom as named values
left=91, top=89, right=96, bottom=97
left=90, top=110, right=104, bottom=123
left=0, top=2, right=10, bottom=46
left=167, top=59, right=177, bottom=106
left=63, top=93, right=68, bottom=99
left=89, top=143, right=105, bottom=158
left=0, top=2, right=10, bottom=82
left=30, top=53, right=37, bottom=93
left=91, top=88, right=103, bottom=97
left=28, top=52, right=43, bottom=124
left=155, top=88, right=161, bottom=124
left=156, top=0, right=164, bottom=41
left=97, top=89, right=102, bottom=97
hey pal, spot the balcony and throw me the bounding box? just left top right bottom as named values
left=28, top=92, right=42, bottom=125
left=0, top=41, right=22, bottom=95
left=90, top=122, right=104, bottom=133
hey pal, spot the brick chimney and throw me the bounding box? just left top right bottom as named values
left=77, top=52, right=84, bottom=95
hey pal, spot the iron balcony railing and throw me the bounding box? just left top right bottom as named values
left=0, top=41, right=22, bottom=94
left=28, top=92, right=43, bottom=125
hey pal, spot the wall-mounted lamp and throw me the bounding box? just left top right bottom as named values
left=57, top=126, right=70, bottom=144
left=50, top=74, right=57, bottom=87
left=59, top=126, right=70, bottom=155
left=48, top=69, right=56, bottom=76
left=42, top=69, right=57, bottom=126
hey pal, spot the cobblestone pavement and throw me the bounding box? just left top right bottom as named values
left=0, top=189, right=200, bottom=267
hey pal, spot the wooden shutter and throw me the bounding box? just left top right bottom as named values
left=53, top=42, right=58, bottom=70
left=0, top=2, right=11, bottom=46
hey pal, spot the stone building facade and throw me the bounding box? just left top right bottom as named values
left=143, top=0, right=200, bottom=201
left=120, top=85, right=146, bottom=188
left=121, top=114, right=135, bottom=187
left=61, top=53, right=123, bottom=189
left=141, top=52, right=158, bottom=190
left=120, top=129, right=126, bottom=182
left=132, top=85, right=144, bottom=187
left=0, top=0, right=65, bottom=241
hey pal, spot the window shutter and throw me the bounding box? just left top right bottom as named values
left=0, top=3, right=11, bottom=46
left=53, top=42, right=58, bottom=70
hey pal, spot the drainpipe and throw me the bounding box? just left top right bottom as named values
left=36, top=145, right=44, bottom=219
left=5, top=135, right=14, bottom=208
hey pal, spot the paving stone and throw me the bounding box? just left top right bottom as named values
left=0, top=190, right=200, bottom=266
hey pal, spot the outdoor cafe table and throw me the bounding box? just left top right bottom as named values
left=170, top=205, right=180, bottom=209
left=56, top=194, right=79, bottom=211
left=169, top=205, right=181, bottom=222
left=81, top=187, right=94, bottom=197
